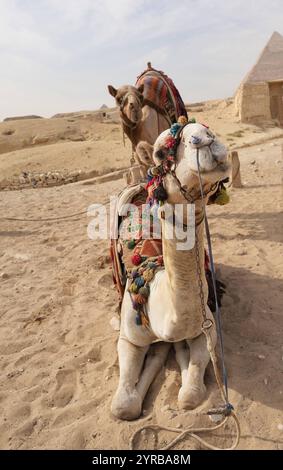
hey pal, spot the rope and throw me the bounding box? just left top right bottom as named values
left=0, top=200, right=110, bottom=223
left=0, top=210, right=88, bottom=223
left=130, top=412, right=240, bottom=451
left=195, top=148, right=230, bottom=404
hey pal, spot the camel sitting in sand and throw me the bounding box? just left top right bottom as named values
left=111, top=123, right=230, bottom=420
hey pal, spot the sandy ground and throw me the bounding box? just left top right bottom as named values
left=0, top=106, right=283, bottom=450
left=1, top=101, right=283, bottom=189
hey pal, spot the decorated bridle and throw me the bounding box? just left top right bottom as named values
left=146, top=116, right=221, bottom=207
left=119, top=91, right=143, bottom=130
left=119, top=90, right=172, bottom=130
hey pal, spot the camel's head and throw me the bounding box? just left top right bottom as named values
left=151, top=122, right=230, bottom=203
left=108, top=84, right=144, bottom=126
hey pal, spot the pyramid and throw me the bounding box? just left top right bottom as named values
left=244, top=31, right=283, bottom=83
left=235, top=31, right=283, bottom=124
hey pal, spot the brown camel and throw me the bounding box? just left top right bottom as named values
left=108, top=63, right=188, bottom=170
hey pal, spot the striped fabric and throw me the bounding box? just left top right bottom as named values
left=136, top=68, right=188, bottom=123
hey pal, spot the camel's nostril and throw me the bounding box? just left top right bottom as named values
left=191, top=136, right=201, bottom=145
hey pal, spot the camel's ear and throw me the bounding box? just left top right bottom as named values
left=137, top=83, right=144, bottom=96
left=108, top=85, right=117, bottom=98
left=136, top=141, right=154, bottom=165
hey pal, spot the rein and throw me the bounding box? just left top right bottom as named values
left=195, top=147, right=236, bottom=412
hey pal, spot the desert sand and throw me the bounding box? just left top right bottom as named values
left=0, top=101, right=282, bottom=450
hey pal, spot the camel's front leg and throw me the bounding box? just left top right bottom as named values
left=136, top=342, right=171, bottom=401
left=178, top=324, right=217, bottom=410
left=111, top=337, right=148, bottom=420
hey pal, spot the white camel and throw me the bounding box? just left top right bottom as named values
left=112, top=123, right=230, bottom=420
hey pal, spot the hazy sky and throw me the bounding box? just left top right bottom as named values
left=1, top=0, right=283, bottom=119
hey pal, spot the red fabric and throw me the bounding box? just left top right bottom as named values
left=136, top=68, right=188, bottom=123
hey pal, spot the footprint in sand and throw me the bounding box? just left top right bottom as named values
left=97, top=272, right=113, bottom=289
left=52, top=369, right=77, bottom=408
left=22, top=385, right=44, bottom=402
left=8, top=403, right=31, bottom=420
left=96, top=254, right=111, bottom=269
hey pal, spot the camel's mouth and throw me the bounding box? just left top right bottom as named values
left=129, top=106, right=142, bottom=123
left=189, top=160, right=231, bottom=186
left=130, top=112, right=140, bottom=123
left=120, top=107, right=141, bottom=125
left=194, top=161, right=230, bottom=173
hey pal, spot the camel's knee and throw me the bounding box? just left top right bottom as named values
left=111, top=385, right=142, bottom=421
left=178, top=382, right=206, bottom=410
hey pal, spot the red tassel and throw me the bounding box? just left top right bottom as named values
left=135, top=294, right=147, bottom=305
left=131, top=253, right=142, bottom=266
left=145, top=177, right=156, bottom=190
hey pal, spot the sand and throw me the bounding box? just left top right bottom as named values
left=0, top=103, right=282, bottom=450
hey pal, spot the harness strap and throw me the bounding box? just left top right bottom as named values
left=195, top=148, right=232, bottom=409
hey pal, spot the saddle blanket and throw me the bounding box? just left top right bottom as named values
left=136, top=68, right=188, bottom=124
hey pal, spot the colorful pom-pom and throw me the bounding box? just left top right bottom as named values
left=170, top=123, right=181, bottom=136
left=151, top=166, right=161, bottom=176
left=214, top=188, right=230, bottom=205
left=165, top=136, right=176, bottom=149
left=153, top=185, right=168, bottom=202
left=148, top=262, right=157, bottom=269
left=135, top=294, right=147, bottom=305
left=131, top=270, right=139, bottom=279
left=135, top=276, right=145, bottom=288
left=131, top=253, right=142, bottom=266
left=177, top=115, right=188, bottom=126
left=127, top=239, right=136, bottom=249
left=157, top=255, right=163, bottom=265
left=139, top=286, right=150, bottom=298
left=145, top=178, right=156, bottom=189
left=143, top=269, right=154, bottom=282
left=129, top=283, right=139, bottom=293
left=135, top=313, right=142, bottom=325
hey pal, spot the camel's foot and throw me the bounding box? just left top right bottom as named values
left=178, top=383, right=206, bottom=410
left=111, top=386, right=142, bottom=420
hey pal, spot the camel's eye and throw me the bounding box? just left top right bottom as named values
left=207, top=131, right=214, bottom=139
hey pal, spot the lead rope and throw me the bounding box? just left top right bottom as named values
left=130, top=149, right=241, bottom=451
left=195, top=148, right=232, bottom=406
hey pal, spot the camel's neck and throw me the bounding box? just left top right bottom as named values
left=122, top=105, right=169, bottom=148
left=161, top=206, right=207, bottom=333
left=122, top=121, right=140, bottom=148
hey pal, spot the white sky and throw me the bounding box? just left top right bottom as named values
left=0, top=0, right=283, bottom=119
